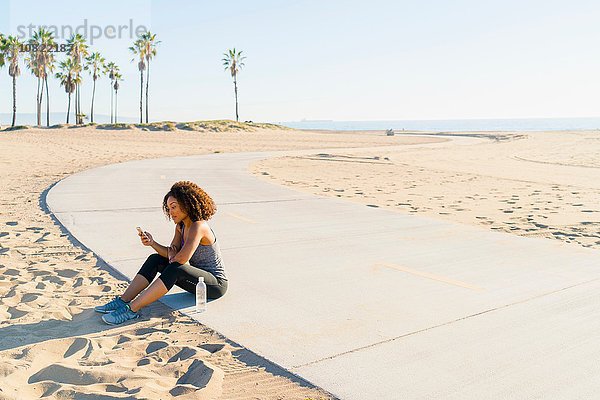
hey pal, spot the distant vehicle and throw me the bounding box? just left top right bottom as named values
left=386, top=128, right=395, bottom=136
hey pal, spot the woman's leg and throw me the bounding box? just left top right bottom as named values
left=174, top=264, right=228, bottom=300
left=120, top=274, right=150, bottom=302
left=129, top=277, right=169, bottom=312
left=128, top=262, right=228, bottom=313
left=122, top=253, right=169, bottom=302
left=128, top=260, right=182, bottom=312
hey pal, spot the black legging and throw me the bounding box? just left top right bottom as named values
left=137, top=253, right=228, bottom=299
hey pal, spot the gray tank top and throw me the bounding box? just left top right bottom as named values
left=181, top=222, right=227, bottom=281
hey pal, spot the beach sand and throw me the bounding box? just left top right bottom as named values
left=0, top=126, right=436, bottom=399
left=3, top=126, right=598, bottom=398
left=252, top=130, right=600, bottom=250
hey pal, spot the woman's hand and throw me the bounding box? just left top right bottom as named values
left=140, top=231, right=154, bottom=246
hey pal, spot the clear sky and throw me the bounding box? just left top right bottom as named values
left=0, top=0, right=599, bottom=123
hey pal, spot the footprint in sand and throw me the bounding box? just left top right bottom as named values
left=7, top=307, right=27, bottom=319
left=34, top=232, right=51, bottom=243
left=169, top=359, right=223, bottom=396
left=0, top=248, right=10, bottom=256
left=0, top=232, right=8, bottom=238
left=200, top=344, right=226, bottom=354
left=167, top=347, right=201, bottom=363
left=5, top=222, right=17, bottom=226
left=73, top=277, right=85, bottom=288
left=42, top=276, right=65, bottom=285
left=146, top=341, right=169, bottom=354
left=4, top=268, right=20, bottom=276
left=63, top=338, right=93, bottom=358
left=21, top=293, right=39, bottom=303
left=56, top=269, right=79, bottom=279
left=135, top=327, right=171, bottom=336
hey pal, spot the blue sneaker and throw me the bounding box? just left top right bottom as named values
left=102, top=304, right=140, bottom=325
left=94, top=296, right=129, bottom=314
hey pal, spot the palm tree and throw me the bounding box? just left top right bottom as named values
left=25, top=44, right=42, bottom=126
left=140, top=32, right=159, bottom=123
left=66, top=34, right=88, bottom=124
left=222, top=48, right=246, bottom=122
left=113, top=72, right=123, bottom=123
left=84, top=52, right=105, bottom=123
left=4, top=36, right=24, bottom=127
left=25, top=50, right=41, bottom=126
left=55, top=57, right=78, bottom=124
left=129, top=38, right=146, bottom=123
left=26, top=28, right=56, bottom=127
left=44, top=48, right=56, bottom=127
left=104, top=62, right=119, bottom=123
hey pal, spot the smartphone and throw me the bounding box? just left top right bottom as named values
left=136, top=227, right=147, bottom=238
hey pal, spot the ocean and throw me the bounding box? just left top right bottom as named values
left=278, top=118, right=600, bottom=132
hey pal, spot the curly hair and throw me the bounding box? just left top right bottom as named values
left=162, top=181, right=217, bottom=222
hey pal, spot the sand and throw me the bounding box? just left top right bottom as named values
left=2, top=126, right=598, bottom=398
left=252, top=130, right=600, bottom=250
left=0, top=126, right=433, bottom=400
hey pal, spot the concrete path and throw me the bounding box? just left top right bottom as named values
left=46, top=136, right=600, bottom=399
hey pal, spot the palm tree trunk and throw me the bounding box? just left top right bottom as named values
left=76, top=84, right=80, bottom=124
left=139, top=69, right=144, bottom=123
left=39, top=81, right=45, bottom=127
left=66, top=93, right=71, bottom=124
left=74, top=85, right=77, bottom=123
left=145, top=61, right=150, bottom=123
left=110, top=81, right=114, bottom=124
left=115, top=89, right=118, bottom=123
left=91, top=78, right=96, bottom=123
left=79, top=83, right=82, bottom=124
left=36, top=78, right=41, bottom=126
left=234, top=75, right=239, bottom=122
left=12, top=75, right=17, bottom=127
left=74, top=85, right=78, bottom=124
left=45, top=77, right=50, bottom=127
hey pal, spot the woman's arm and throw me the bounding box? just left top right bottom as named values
left=170, top=223, right=203, bottom=264
left=165, top=224, right=183, bottom=261
left=150, top=241, right=170, bottom=258
left=141, top=226, right=180, bottom=259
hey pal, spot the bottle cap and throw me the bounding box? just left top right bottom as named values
left=198, top=277, right=204, bottom=282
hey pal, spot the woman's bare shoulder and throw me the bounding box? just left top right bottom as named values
left=192, top=220, right=208, bottom=232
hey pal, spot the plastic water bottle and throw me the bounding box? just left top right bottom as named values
left=196, top=277, right=207, bottom=313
